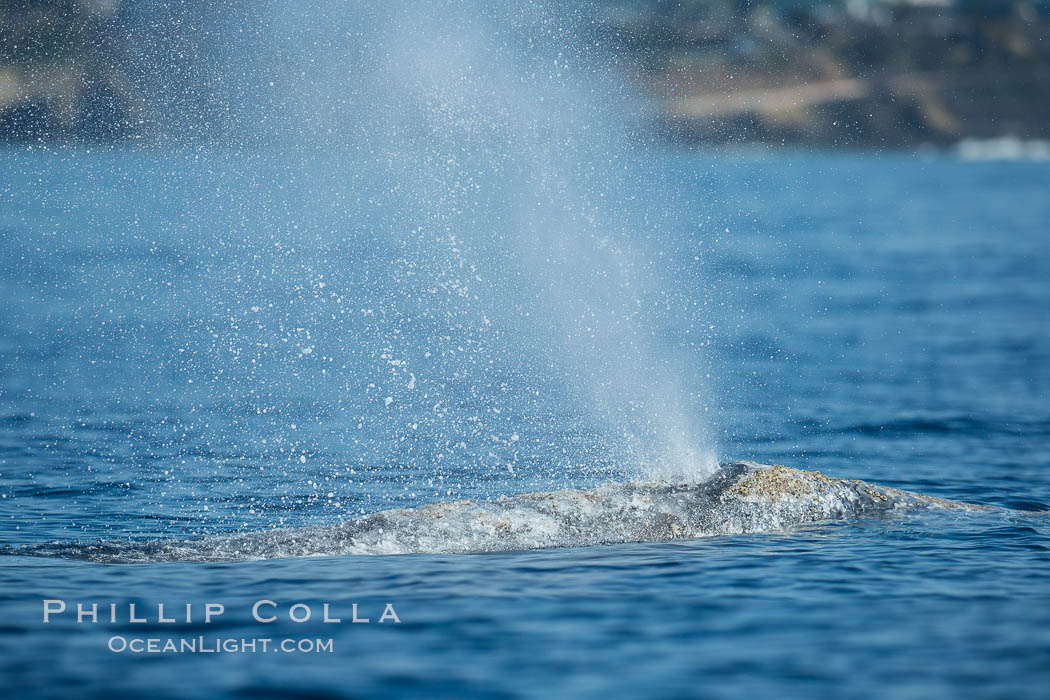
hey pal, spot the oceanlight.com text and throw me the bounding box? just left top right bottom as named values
left=107, top=636, right=334, bottom=654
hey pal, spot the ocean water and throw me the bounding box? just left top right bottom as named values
left=1, top=148, right=1049, bottom=697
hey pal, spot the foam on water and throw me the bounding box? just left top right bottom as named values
left=16, top=462, right=1000, bottom=562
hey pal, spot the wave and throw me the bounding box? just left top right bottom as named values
left=7, top=462, right=1001, bottom=563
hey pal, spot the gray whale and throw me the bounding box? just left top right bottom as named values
left=22, top=461, right=990, bottom=562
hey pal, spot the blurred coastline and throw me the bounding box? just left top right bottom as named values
left=1, top=0, right=1049, bottom=150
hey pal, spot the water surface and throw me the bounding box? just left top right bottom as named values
left=1, top=149, right=1049, bottom=697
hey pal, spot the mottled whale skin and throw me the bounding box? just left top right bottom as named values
left=23, top=461, right=987, bottom=563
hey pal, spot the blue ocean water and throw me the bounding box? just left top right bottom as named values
left=1, top=148, right=1049, bottom=697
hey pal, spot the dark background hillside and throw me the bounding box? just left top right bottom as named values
left=2, top=0, right=1049, bottom=147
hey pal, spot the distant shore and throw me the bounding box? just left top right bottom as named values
left=3, top=0, right=1050, bottom=148
left=607, top=0, right=1050, bottom=147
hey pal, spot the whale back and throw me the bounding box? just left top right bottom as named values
left=15, top=462, right=986, bottom=562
